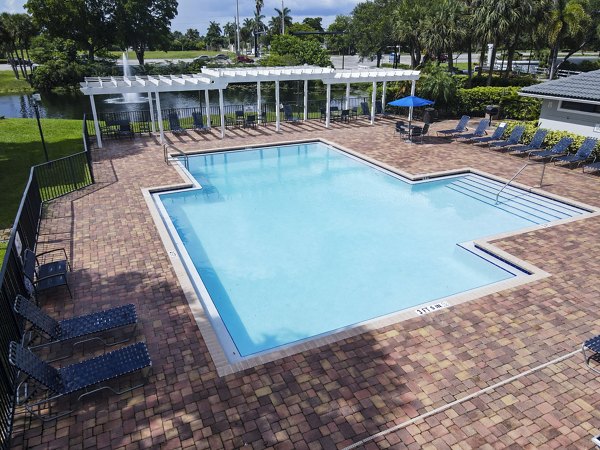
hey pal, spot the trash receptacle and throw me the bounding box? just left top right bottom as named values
left=485, top=105, right=500, bottom=125
left=423, top=108, right=436, bottom=124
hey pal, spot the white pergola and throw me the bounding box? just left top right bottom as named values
left=80, top=66, right=421, bottom=147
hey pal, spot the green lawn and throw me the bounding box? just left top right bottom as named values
left=113, top=50, right=235, bottom=60
left=0, top=70, right=33, bottom=94
left=0, top=118, right=84, bottom=229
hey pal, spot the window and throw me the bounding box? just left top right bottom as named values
left=559, top=101, right=600, bottom=114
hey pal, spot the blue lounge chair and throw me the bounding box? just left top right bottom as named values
left=583, top=334, right=600, bottom=374
left=528, top=137, right=573, bottom=160
left=469, top=122, right=507, bottom=144
left=583, top=161, right=600, bottom=173
left=9, top=341, right=151, bottom=421
left=23, top=248, right=71, bottom=299
left=14, top=294, right=137, bottom=352
left=192, top=112, right=209, bottom=132
left=168, top=112, right=185, bottom=134
left=283, top=104, right=299, bottom=123
left=437, top=115, right=470, bottom=138
left=457, top=118, right=489, bottom=140
left=553, top=137, right=598, bottom=166
left=510, top=128, right=549, bottom=155
left=489, top=125, right=525, bottom=150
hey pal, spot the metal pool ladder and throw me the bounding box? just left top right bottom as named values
left=495, top=162, right=546, bottom=204
left=163, top=144, right=189, bottom=170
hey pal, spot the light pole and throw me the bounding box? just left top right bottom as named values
left=281, top=0, right=285, bottom=35
left=235, top=0, right=241, bottom=55
left=30, top=93, right=49, bottom=162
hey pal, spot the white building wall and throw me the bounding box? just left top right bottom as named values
left=538, top=99, right=600, bottom=138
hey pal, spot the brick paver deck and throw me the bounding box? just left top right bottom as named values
left=11, top=118, right=600, bottom=449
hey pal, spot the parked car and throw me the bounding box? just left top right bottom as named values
left=194, top=55, right=211, bottom=62
left=237, top=55, right=254, bottom=64
left=215, top=54, right=230, bottom=61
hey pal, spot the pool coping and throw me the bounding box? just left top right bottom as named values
left=142, top=138, right=600, bottom=376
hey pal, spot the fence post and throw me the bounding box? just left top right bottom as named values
left=82, top=115, right=95, bottom=184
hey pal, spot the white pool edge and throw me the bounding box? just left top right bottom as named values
left=144, top=138, right=600, bottom=376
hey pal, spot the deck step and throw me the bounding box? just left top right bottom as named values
left=446, top=175, right=585, bottom=224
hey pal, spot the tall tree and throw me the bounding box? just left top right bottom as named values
left=302, top=17, right=324, bottom=33
left=270, top=7, right=292, bottom=35
left=326, top=15, right=353, bottom=55
left=393, top=0, right=431, bottom=68
left=546, top=0, right=591, bottom=78
left=352, top=0, right=395, bottom=67
left=115, top=0, right=177, bottom=65
left=421, top=0, right=464, bottom=71
left=25, top=0, right=117, bottom=60
left=205, top=21, right=224, bottom=50
left=254, top=0, right=264, bottom=56
left=224, top=22, right=237, bottom=47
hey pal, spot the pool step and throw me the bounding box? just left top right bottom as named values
left=446, top=175, right=585, bottom=224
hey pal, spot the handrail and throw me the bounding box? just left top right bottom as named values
left=164, top=144, right=189, bottom=170
left=495, top=162, right=546, bottom=204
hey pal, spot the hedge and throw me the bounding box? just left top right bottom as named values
left=454, top=86, right=541, bottom=121
left=502, top=120, right=599, bottom=155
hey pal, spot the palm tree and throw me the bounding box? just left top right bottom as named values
left=254, top=0, right=265, bottom=56
left=546, top=0, right=590, bottom=79
left=421, top=0, right=464, bottom=71
left=271, top=7, right=292, bottom=35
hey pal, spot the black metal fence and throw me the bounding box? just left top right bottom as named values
left=85, top=96, right=372, bottom=141
left=0, top=126, right=95, bottom=448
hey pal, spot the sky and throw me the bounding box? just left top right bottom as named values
left=0, top=0, right=361, bottom=33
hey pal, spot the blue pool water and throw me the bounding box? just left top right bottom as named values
left=156, top=142, right=580, bottom=358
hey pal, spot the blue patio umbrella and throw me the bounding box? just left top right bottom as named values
left=388, top=95, right=435, bottom=131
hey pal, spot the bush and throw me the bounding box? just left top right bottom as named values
left=454, top=74, right=539, bottom=88
left=454, top=86, right=541, bottom=121
left=31, top=59, right=117, bottom=91
left=503, top=120, right=597, bottom=154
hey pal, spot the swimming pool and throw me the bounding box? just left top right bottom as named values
left=154, top=141, right=588, bottom=362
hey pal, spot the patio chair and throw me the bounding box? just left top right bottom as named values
left=117, top=120, right=134, bottom=139
left=582, top=334, right=600, bottom=375
left=436, top=115, right=470, bottom=138
left=456, top=118, right=489, bottom=140
left=360, top=102, right=370, bottom=116
left=283, top=104, right=299, bottom=123
left=553, top=137, right=598, bottom=166
left=375, top=100, right=389, bottom=116
left=260, top=111, right=268, bottom=126
left=23, top=248, right=72, bottom=299
left=468, top=122, right=507, bottom=144
left=510, top=128, right=549, bottom=155
left=244, top=114, right=257, bottom=128
left=192, top=112, right=210, bottom=133
left=528, top=137, right=573, bottom=160
left=340, top=109, right=350, bottom=123
left=583, top=160, right=600, bottom=174
left=235, top=110, right=245, bottom=126
left=488, top=125, right=525, bottom=150
left=394, top=120, right=407, bottom=137
left=9, top=341, right=151, bottom=421
left=410, top=123, right=430, bottom=143
left=14, top=294, right=137, bottom=353
left=168, top=112, right=185, bottom=134
left=350, top=107, right=358, bottom=120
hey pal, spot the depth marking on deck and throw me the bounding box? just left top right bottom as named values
left=343, top=348, right=582, bottom=449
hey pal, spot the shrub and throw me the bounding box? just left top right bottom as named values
left=454, top=86, right=541, bottom=121
left=454, top=74, right=539, bottom=88
left=503, top=120, right=597, bottom=154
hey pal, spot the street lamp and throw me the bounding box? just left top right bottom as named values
left=30, top=93, right=49, bottom=162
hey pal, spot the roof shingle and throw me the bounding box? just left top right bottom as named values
left=520, top=69, right=600, bottom=102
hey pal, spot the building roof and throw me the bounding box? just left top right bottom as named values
left=80, top=66, right=421, bottom=96
left=519, top=70, right=600, bottom=104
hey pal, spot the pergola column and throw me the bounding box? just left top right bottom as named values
left=303, top=80, right=308, bottom=121
left=204, top=90, right=211, bottom=128
left=148, top=92, right=156, bottom=132
left=155, top=91, right=165, bottom=143
left=325, top=83, right=331, bottom=128
left=275, top=80, right=280, bottom=132
left=89, top=94, right=102, bottom=148
left=257, top=81, right=261, bottom=123
left=408, top=79, right=416, bottom=123
left=382, top=81, right=387, bottom=115
left=345, top=82, right=350, bottom=109
left=370, top=82, right=376, bottom=125
left=218, top=88, right=225, bottom=138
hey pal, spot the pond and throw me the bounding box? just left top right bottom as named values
left=0, top=83, right=368, bottom=120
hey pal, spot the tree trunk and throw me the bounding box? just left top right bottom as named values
left=447, top=50, right=454, bottom=71
left=376, top=51, right=382, bottom=68
left=549, top=42, right=559, bottom=79
left=505, top=47, right=515, bottom=77
left=88, top=46, right=95, bottom=61
left=135, top=47, right=145, bottom=66
left=8, top=50, right=19, bottom=79
left=478, top=43, right=485, bottom=76
left=486, top=40, right=498, bottom=86
left=466, top=38, right=473, bottom=87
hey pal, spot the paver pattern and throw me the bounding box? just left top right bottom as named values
left=11, top=118, right=600, bottom=449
